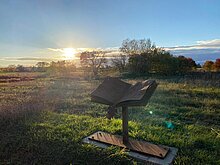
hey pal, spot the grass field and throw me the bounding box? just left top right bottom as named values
left=0, top=72, right=220, bottom=164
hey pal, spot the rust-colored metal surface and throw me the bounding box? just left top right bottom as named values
left=88, top=131, right=169, bottom=159
left=91, top=77, right=158, bottom=107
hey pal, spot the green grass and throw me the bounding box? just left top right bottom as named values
left=0, top=73, right=220, bottom=164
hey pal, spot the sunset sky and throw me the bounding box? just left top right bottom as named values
left=0, top=0, right=220, bottom=66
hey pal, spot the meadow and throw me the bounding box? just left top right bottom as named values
left=0, top=72, right=219, bottom=164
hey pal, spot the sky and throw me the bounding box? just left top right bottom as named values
left=0, top=0, right=220, bottom=66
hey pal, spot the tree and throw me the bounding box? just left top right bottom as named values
left=203, top=61, right=214, bottom=71
left=120, top=38, right=155, bottom=55
left=47, top=60, right=76, bottom=76
left=111, top=54, right=127, bottom=72
left=80, top=51, right=107, bottom=77
left=176, top=56, right=197, bottom=74
left=128, top=54, right=149, bottom=74
left=149, top=51, right=177, bottom=75
left=213, top=58, right=220, bottom=71
left=36, top=62, right=49, bottom=68
left=121, top=39, right=178, bottom=75
left=16, top=65, right=26, bottom=72
left=7, top=65, right=16, bottom=72
left=120, top=39, right=158, bottom=74
left=36, top=62, right=49, bottom=72
left=186, top=58, right=197, bottom=69
left=120, top=38, right=197, bottom=75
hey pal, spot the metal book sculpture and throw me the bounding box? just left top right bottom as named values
left=84, top=77, right=178, bottom=164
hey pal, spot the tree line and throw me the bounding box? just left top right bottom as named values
left=1, top=39, right=219, bottom=77
left=1, top=61, right=76, bottom=73
left=80, top=39, right=194, bottom=77
left=79, top=39, right=220, bottom=77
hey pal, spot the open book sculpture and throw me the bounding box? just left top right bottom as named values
left=91, top=77, right=158, bottom=119
left=85, top=77, right=177, bottom=162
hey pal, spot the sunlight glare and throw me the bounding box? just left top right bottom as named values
left=63, top=48, right=76, bottom=60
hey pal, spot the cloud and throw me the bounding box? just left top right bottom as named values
left=0, top=57, right=59, bottom=61
left=196, top=39, right=220, bottom=46
left=47, top=48, right=64, bottom=52
left=0, top=57, right=61, bottom=67
left=166, top=39, right=220, bottom=51
left=165, top=39, right=220, bottom=64
left=48, top=47, right=121, bottom=57
left=48, top=47, right=92, bottom=53
left=17, top=57, right=60, bottom=61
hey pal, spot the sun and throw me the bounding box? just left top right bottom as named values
left=63, top=48, right=76, bottom=60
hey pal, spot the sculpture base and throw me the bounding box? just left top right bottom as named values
left=89, top=131, right=169, bottom=158
left=83, top=131, right=178, bottom=165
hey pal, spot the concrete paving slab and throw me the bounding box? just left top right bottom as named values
left=83, top=132, right=178, bottom=165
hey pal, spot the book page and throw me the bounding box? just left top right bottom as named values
left=91, top=77, right=131, bottom=105
left=118, top=80, right=156, bottom=103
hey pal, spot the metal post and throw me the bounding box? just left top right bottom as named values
left=122, top=106, right=129, bottom=144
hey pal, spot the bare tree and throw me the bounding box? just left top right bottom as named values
left=80, top=51, right=107, bottom=77
left=36, top=62, right=49, bottom=68
left=111, top=54, right=127, bottom=72
left=120, top=38, right=155, bottom=55
left=36, top=62, right=50, bottom=72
